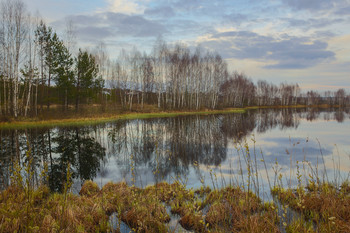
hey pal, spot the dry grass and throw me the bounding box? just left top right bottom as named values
left=100, top=182, right=170, bottom=233
left=0, top=184, right=109, bottom=232
left=272, top=181, right=350, bottom=233
left=0, top=107, right=245, bottom=129
left=1, top=176, right=348, bottom=232
left=0, top=179, right=283, bottom=233
left=203, top=187, right=280, bottom=233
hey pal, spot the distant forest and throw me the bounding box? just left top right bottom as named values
left=1, top=0, right=349, bottom=118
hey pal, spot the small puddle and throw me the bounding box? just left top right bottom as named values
left=109, top=213, right=133, bottom=233
left=166, top=205, right=192, bottom=233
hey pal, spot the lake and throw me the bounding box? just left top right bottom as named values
left=1, top=107, right=349, bottom=199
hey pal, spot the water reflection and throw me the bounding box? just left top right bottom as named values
left=0, top=107, right=349, bottom=191
left=0, top=127, right=106, bottom=192
left=49, top=128, right=106, bottom=192
left=107, top=115, right=228, bottom=185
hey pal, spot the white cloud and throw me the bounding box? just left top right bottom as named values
left=328, top=34, right=350, bottom=62
left=106, top=0, right=146, bottom=14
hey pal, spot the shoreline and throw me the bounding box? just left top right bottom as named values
left=0, top=108, right=245, bottom=129
left=0, top=104, right=341, bottom=129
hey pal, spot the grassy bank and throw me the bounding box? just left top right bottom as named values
left=245, top=104, right=340, bottom=110
left=0, top=103, right=341, bottom=129
left=0, top=108, right=245, bottom=129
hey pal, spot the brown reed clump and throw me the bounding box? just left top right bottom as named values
left=99, top=181, right=171, bottom=232
left=79, top=180, right=100, bottom=197
left=0, top=183, right=109, bottom=233
left=203, top=186, right=280, bottom=233
left=272, top=182, right=350, bottom=233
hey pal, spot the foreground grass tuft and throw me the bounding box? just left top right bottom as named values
left=2, top=178, right=349, bottom=232
left=1, top=179, right=281, bottom=233
left=272, top=181, right=350, bottom=233
left=1, top=151, right=349, bottom=232
left=0, top=184, right=109, bottom=232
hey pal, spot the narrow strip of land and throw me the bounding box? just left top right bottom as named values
left=0, top=104, right=338, bottom=129
left=0, top=108, right=246, bottom=129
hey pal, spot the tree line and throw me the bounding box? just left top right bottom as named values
left=0, top=0, right=103, bottom=118
left=0, top=0, right=349, bottom=118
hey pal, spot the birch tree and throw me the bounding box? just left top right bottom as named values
left=0, top=0, right=27, bottom=117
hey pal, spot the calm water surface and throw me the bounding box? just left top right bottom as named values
left=0, top=108, right=349, bottom=197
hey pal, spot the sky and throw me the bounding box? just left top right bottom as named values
left=27, top=0, right=350, bottom=91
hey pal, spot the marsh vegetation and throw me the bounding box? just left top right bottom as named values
left=0, top=0, right=349, bottom=231
left=0, top=108, right=349, bottom=232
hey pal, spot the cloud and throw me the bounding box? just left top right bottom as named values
left=167, top=19, right=215, bottom=37
left=173, top=0, right=205, bottom=11
left=336, top=6, right=350, bottom=15
left=282, top=0, right=350, bottom=16
left=171, top=0, right=235, bottom=17
left=77, top=26, right=113, bottom=41
left=58, top=12, right=168, bottom=42
left=222, top=13, right=249, bottom=26
left=286, top=18, right=345, bottom=30
left=63, top=15, right=103, bottom=26
left=264, top=40, right=335, bottom=69
left=212, top=31, right=263, bottom=39
left=200, top=30, right=335, bottom=69
left=104, top=12, right=168, bottom=37
left=282, top=0, right=335, bottom=11
left=144, top=6, right=176, bottom=18
left=106, top=0, right=145, bottom=14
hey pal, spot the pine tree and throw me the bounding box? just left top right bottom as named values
left=75, top=49, right=103, bottom=110
left=51, top=35, right=74, bottom=110
left=35, top=20, right=53, bottom=110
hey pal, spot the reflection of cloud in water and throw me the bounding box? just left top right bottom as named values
left=324, top=147, right=350, bottom=172
left=251, top=140, right=279, bottom=149
left=254, top=137, right=332, bottom=166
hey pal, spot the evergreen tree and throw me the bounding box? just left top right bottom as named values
left=35, top=20, right=53, bottom=110
left=51, top=34, right=74, bottom=110
left=75, top=49, right=103, bottom=110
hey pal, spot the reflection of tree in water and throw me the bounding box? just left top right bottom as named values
left=221, top=111, right=256, bottom=141
left=300, top=107, right=349, bottom=123
left=278, top=109, right=301, bottom=129
left=254, top=108, right=302, bottom=133
left=306, top=108, right=320, bottom=121
left=165, top=115, right=227, bottom=168
left=50, top=127, right=106, bottom=192
left=1, top=108, right=349, bottom=190
left=107, top=119, right=157, bottom=180
left=0, top=126, right=106, bottom=192
left=106, top=108, right=308, bottom=183
left=0, top=128, right=52, bottom=189
left=107, top=115, right=228, bottom=181
left=0, top=130, right=21, bottom=188
left=219, top=108, right=301, bottom=142
left=334, top=110, right=345, bottom=123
